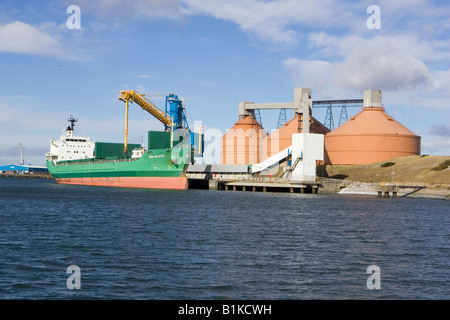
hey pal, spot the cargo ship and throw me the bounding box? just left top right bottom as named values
left=46, top=90, right=202, bottom=190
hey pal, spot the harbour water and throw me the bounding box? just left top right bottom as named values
left=0, top=178, right=448, bottom=300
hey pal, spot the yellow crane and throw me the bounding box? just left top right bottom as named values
left=118, top=90, right=174, bottom=154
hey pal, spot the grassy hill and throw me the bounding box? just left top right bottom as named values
left=318, top=155, right=450, bottom=186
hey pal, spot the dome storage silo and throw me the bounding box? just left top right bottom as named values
left=324, top=90, right=421, bottom=165
left=261, top=114, right=330, bottom=161
left=221, top=115, right=267, bottom=165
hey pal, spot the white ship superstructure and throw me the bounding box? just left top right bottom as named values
left=45, top=116, right=95, bottom=162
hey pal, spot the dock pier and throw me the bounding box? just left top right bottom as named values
left=186, top=164, right=321, bottom=194
left=221, top=181, right=319, bottom=194
left=377, top=184, right=427, bottom=198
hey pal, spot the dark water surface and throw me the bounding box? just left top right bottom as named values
left=0, top=178, right=448, bottom=299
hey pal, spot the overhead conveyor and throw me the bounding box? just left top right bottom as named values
left=251, top=146, right=292, bottom=174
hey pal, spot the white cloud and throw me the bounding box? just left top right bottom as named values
left=309, top=32, right=448, bottom=64
left=0, top=21, right=59, bottom=55
left=180, top=0, right=351, bottom=46
left=284, top=32, right=450, bottom=100
left=0, top=21, right=89, bottom=60
left=58, top=0, right=355, bottom=47
left=335, top=46, right=430, bottom=91
left=58, top=0, right=450, bottom=52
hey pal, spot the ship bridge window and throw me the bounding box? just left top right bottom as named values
left=66, top=138, right=87, bottom=142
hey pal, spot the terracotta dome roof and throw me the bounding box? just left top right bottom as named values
left=231, top=115, right=266, bottom=130
left=327, top=107, right=418, bottom=137
left=324, top=107, right=421, bottom=165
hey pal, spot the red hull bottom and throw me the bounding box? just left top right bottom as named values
left=56, top=176, right=188, bottom=190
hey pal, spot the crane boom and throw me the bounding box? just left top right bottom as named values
left=118, top=90, right=174, bottom=155
left=118, top=90, right=173, bottom=127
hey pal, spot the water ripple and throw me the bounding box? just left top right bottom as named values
left=0, top=179, right=449, bottom=299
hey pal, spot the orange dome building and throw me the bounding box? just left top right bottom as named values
left=221, top=115, right=267, bottom=165
left=324, top=105, right=421, bottom=165
left=222, top=113, right=330, bottom=165
left=261, top=114, right=330, bottom=160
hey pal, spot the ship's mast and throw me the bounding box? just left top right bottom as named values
left=67, top=115, right=78, bottom=131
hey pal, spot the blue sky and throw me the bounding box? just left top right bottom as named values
left=0, top=0, right=449, bottom=166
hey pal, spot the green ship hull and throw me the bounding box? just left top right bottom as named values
left=47, top=148, right=189, bottom=190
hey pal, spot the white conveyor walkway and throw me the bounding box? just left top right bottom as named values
left=251, top=146, right=292, bottom=173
